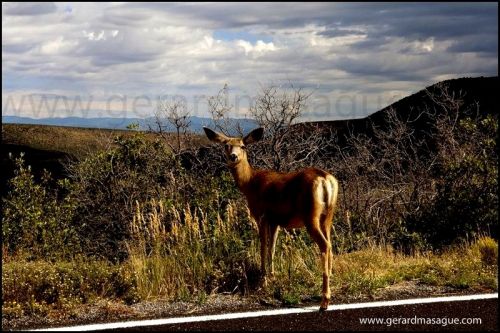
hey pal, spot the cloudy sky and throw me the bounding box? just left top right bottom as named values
left=2, top=2, right=498, bottom=121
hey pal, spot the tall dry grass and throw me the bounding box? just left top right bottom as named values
left=126, top=199, right=261, bottom=300
left=125, top=198, right=498, bottom=305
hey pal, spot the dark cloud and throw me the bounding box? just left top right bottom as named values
left=117, top=2, right=337, bottom=29
left=101, top=6, right=153, bottom=27
left=88, top=51, right=161, bottom=67
left=3, top=2, right=57, bottom=16
left=349, top=38, right=390, bottom=51
left=74, top=30, right=165, bottom=67
left=317, top=28, right=366, bottom=38
left=446, top=34, right=498, bottom=55
left=136, top=2, right=497, bottom=42
left=2, top=43, right=36, bottom=54
left=334, top=56, right=429, bottom=82
left=143, top=2, right=497, bottom=61
left=316, top=3, right=497, bottom=55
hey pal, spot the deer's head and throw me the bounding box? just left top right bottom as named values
left=203, top=127, right=264, bottom=166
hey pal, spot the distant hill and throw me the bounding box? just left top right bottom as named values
left=1, top=115, right=258, bottom=134
left=309, top=76, right=498, bottom=143
left=2, top=116, right=143, bottom=130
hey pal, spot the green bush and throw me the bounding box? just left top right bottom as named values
left=2, top=154, right=79, bottom=260
left=68, top=130, right=176, bottom=261
left=406, top=115, right=498, bottom=248
left=67, top=127, right=243, bottom=261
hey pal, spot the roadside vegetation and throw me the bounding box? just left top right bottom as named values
left=2, top=79, right=498, bottom=326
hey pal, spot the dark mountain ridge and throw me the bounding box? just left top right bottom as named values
left=308, top=76, right=498, bottom=144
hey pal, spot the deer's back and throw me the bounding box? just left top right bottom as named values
left=244, top=167, right=335, bottom=228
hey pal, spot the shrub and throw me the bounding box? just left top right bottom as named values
left=405, top=115, right=498, bottom=248
left=68, top=129, right=176, bottom=261
left=2, top=154, right=79, bottom=260
left=67, top=126, right=242, bottom=261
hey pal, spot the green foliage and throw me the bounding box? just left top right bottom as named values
left=2, top=257, right=138, bottom=318
left=2, top=154, right=79, bottom=260
left=69, top=131, right=175, bottom=261
left=406, top=115, right=498, bottom=248
left=65, top=127, right=244, bottom=261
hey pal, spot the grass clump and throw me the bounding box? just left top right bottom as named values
left=472, top=236, right=498, bottom=267
left=1, top=256, right=138, bottom=319
left=126, top=198, right=260, bottom=301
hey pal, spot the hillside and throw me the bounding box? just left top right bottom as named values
left=2, top=77, right=497, bottom=325
left=2, top=115, right=258, bottom=134
left=1, top=124, right=126, bottom=196
left=309, top=76, right=498, bottom=144
left=0, top=123, right=211, bottom=195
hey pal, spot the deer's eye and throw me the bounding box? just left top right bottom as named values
left=225, top=143, right=231, bottom=150
left=241, top=145, right=246, bottom=150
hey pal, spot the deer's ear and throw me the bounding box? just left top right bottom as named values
left=203, top=127, right=228, bottom=143
left=243, top=127, right=264, bottom=145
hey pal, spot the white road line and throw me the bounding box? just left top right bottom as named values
left=32, top=293, right=498, bottom=332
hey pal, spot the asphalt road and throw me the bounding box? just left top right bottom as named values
left=108, top=298, right=497, bottom=332
left=34, top=294, right=497, bottom=332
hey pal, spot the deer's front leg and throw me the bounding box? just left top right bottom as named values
left=259, top=221, right=269, bottom=286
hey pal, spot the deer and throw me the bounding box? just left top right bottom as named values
left=203, top=126, right=339, bottom=311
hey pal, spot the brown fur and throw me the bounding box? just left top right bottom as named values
left=204, top=127, right=339, bottom=310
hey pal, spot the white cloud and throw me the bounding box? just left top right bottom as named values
left=82, top=30, right=107, bottom=41
left=237, top=39, right=277, bottom=56
left=39, top=36, right=78, bottom=55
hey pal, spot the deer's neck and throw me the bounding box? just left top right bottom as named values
left=229, top=158, right=254, bottom=191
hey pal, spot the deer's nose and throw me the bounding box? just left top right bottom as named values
left=229, top=153, right=238, bottom=162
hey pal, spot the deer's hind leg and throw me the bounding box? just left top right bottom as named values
left=268, top=224, right=279, bottom=277
left=320, top=206, right=335, bottom=276
left=306, top=212, right=332, bottom=311
left=258, top=220, right=269, bottom=286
